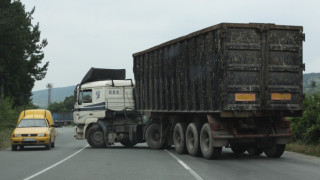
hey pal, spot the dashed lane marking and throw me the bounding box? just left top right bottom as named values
left=164, top=149, right=203, bottom=180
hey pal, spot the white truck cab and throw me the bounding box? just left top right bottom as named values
left=73, top=79, right=135, bottom=140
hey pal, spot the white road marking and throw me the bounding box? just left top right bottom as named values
left=164, top=150, right=203, bottom=180
left=24, top=144, right=89, bottom=180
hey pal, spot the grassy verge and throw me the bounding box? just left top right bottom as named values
left=0, top=128, right=13, bottom=150
left=286, top=142, right=320, bottom=157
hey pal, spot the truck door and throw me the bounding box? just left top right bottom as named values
left=223, top=24, right=304, bottom=114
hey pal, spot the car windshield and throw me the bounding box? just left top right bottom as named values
left=17, top=119, right=48, bottom=128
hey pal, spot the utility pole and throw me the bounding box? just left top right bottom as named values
left=46, top=83, right=53, bottom=108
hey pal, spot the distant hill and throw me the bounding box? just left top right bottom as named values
left=32, top=85, right=76, bottom=108
left=303, top=73, right=320, bottom=94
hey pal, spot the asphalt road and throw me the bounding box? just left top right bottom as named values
left=1, top=127, right=320, bottom=180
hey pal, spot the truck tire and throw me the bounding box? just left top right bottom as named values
left=120, top=140, right=137, bottom=148
left=264, top=144, right=286, bottom=158
left=145, top=123, right=165, bottom=149
left=87, top=124, right=106, bottom=148
left=231, top=144, right=247, bottom=154
left=173, top=122, right=187, bottom=154
left=247, top=145, right=263, bottom=156
left=186, top=123, right=201, bottom=156
left=200, top=123, right=222, bottom=159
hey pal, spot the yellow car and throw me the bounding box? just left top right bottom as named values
left=11, top=109, right=57, bottom=151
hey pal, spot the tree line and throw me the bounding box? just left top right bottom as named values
left=0, top=0, right=48, bottom=127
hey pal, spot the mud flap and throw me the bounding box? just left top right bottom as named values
left=213, top=139, right=229, bottom=147
left=277, top=137, right=291, bottom=144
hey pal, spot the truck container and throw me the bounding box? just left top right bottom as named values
left=133, top=23, right=304, bottom=158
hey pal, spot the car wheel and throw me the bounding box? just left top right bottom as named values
left=12, top=145, right=17, bottom=151
left=46, top=143, right=51, bottom=150
left=51, top=141, right=55, bottom=148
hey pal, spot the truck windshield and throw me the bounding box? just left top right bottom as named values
left=18, top=119, right=47, bottom=128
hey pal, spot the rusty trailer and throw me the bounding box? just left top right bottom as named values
left=133, top=23, right=304, bottom=159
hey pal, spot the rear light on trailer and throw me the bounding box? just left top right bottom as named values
left=235, top=93, right=256, bottom=102
left=271, top=93, right=291, bottom=101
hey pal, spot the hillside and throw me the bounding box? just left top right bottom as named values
left=32, top=85, right=76, bottom=108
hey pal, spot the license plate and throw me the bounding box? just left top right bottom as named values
left=22, top=138, right=36, bottom=142
left=235, top=93, right=256, bottom=101
left=271, top=93, right=291, bottom=100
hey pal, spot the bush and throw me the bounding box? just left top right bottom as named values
left=0, top=97, right=20, bottom=128
left=290, top=94, right=320, bottom=144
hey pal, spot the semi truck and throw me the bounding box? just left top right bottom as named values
left=73, top=23, right=305, bottom=159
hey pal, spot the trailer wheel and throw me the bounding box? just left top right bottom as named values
left=87, top=124, right=106, bottom=148
left=231, top=144, right=247, bottom=154
left=200, top=123, right=222, bottom=159
left=186, top=123, right=201, bottom=156
left=264, top=144, right=286, bottom=158
left=120, top=140, right=137, bottom=148
left=173, top=122, right=187, bottom=154
left=145, top=123, right=165, bottom=149
left=247, top=145, right=263, bottom=156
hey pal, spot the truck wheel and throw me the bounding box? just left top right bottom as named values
left=186, top=123, right=201, bottom=156
left=120, top=140, right=137, bottom=148
left=173, top=122, right=187, bottom=154
left=145, top=123, right=165, bottom=149
left=87, top=124, right=106, bottom=148
left=264, top=144, right=286, bottom=158
left=200, top=123, right=222, bottom=159
left=231, top=144, right=247, bottom=154
left=247, top=145, right=263, bottom=156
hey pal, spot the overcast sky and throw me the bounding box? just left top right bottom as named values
left=20, top=0, right=320, bottom=91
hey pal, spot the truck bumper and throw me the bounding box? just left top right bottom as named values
left=74, top=126, right=85, bottom=140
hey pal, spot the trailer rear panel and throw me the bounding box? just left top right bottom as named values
left=133, top=23, right=304, bottom=117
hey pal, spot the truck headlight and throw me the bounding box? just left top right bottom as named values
left=38, top=133, right=45, bottom=137
left=13, top=134, right=21, bottom=137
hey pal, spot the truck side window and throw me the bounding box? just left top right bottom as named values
left=83, top=89, right=92, bottom=103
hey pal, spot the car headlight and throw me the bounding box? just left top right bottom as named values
left=38, top=133, right=45, bottom=137
left=13, top=134, right=21, bottom=137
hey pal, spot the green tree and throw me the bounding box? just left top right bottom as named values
left=0, top=0, right=49, bottom=107
left=48, top=95, right=75, bottom=112
left=291, top=94, right=320, bottom=144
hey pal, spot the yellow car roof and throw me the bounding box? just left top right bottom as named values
left=18, top=109, right=54, bottom=125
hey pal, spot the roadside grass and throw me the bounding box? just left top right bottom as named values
left=286, top=142, right=320, bottom=157
left=0, top=128, right=13, bottom=150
